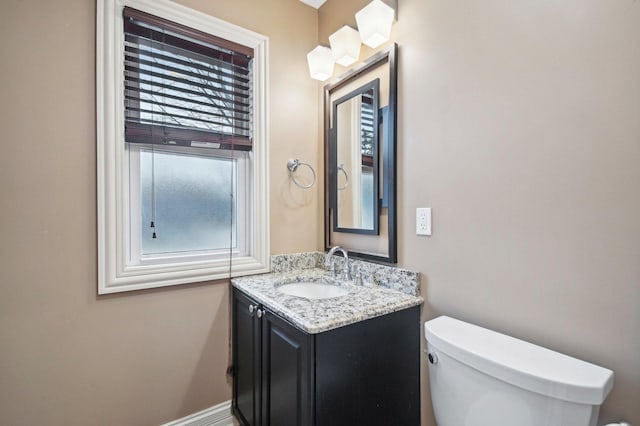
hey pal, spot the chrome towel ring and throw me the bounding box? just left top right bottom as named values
left=337, top=164, right=349, bottom=190
left=287, top=159, right=316, bottom=189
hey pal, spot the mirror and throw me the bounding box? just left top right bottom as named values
left=331, top=79, right=379, bottom=234
left=324, top=44, right=398, bottom=263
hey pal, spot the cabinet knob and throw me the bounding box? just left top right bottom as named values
left=248, top=304, right=255, bottom=314
left=257, top=309, right=264, bottom=318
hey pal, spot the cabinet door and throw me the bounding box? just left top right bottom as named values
left=232, top=290, right=261, bottom=426
left=261, top=309, right=314, bottom=426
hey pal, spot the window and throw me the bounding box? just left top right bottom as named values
left=128, top=145, right=248, bottom=264
left=97, top=0, right=269, bottom=294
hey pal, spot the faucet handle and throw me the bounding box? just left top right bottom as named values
left=352, top=264, right=363, bottom=286
left=340, top=258, right=351, bottom=281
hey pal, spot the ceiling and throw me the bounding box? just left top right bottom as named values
left=299, top=0, right=327, bottom=9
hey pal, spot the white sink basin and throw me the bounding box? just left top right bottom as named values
left=277, top=281, right=348, bottom=300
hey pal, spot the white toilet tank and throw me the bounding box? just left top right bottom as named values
left=424, top=316, right=614, bottom=426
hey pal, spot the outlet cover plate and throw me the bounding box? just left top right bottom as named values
left=416, top=208, right=431, bottom=236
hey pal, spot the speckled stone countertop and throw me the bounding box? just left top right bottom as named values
left=232, top=255, right=423, bottom=334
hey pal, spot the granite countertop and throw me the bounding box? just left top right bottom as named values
left=232, top=268, right=424, bottom=334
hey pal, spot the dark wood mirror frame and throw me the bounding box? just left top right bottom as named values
left=324, top=43, right=398, bottom=264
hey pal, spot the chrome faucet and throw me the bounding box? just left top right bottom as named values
left=324, top=246, right=350, bottom=280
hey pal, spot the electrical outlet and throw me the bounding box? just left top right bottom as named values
left=416, top=208, right=431, bottom=236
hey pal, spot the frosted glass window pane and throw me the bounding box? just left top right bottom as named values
left=139, top=149, right=236, bottom=255
left=362, top=168, right=374, bottom=229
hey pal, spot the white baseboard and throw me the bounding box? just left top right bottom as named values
left=161, top=400, right=234, bottom=426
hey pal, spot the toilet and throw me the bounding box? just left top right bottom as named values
left=424, top=316, right=614, bottom=426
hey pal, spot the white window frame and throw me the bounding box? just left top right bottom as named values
left=97, top=0, right=270, bottom=294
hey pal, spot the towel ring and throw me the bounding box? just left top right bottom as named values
left=337, top=164, right=349, bottom=190
left=287, top=159, right=316, bottom=189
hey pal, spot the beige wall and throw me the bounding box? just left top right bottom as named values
left=0, top=0, right=319, bottom=425
left=321, top=0, right=640, bottom=424
left=2, top=0, right=638, bottom=424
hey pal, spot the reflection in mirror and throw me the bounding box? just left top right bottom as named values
left=332, top=79, right=379, bottom=234
left=324, top=43, right=397, bottom=263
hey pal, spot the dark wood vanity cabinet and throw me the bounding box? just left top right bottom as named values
left=233, top=289, right=313, bottom=426
left=232, top=288, right=420, bottom=426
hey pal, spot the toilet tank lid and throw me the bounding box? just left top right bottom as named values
left=424, top=316, right=614, bottom=405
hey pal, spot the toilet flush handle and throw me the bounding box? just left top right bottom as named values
left=427, top=352, right=438, bottom=365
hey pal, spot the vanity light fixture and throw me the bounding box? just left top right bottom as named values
left=306, top=45, right=335, bottom=81
left=355, top=0, right=395, bottom=48
left=329, top=25, right=361, bottom=67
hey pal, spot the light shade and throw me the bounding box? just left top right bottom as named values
left=306, top=45, right=335, bottom=81
left=329, top=25, right=361, bottom=67
left=355, top=0, right=394, bottom=48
